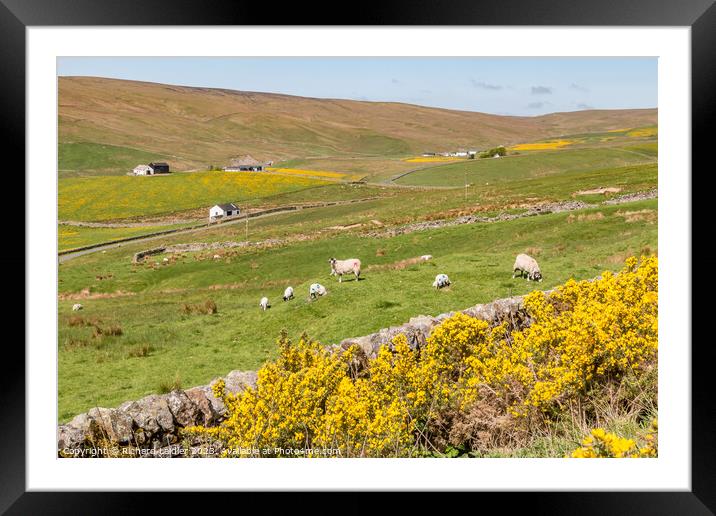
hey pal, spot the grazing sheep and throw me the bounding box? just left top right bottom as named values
left=72, top=303, right=83, bottom=311
left=513, top=253, right=542, bottom=282
left=309, top=283, right=327, bottom=299
left=329, top=257, right=361, bottom=283
left=421, top=255, right=433, bottom=261
left=432, top=274, right=451, bottom=289
left=259, top=297, right=270, bottom=311
left=283, top=286, right=294, bottom=301
left=213, top=254, right=221, bottom=260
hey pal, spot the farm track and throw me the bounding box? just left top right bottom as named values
left=58, top=196, right=381, bottom=263
left=59, top=219, right=199, bottom=228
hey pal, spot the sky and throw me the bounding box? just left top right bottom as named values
left=57, top=57, right=657, bottom=116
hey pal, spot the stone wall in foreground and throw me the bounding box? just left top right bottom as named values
left=57, top=293, right=532, bottom=456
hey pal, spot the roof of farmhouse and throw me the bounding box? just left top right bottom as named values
left=228, top=155, right=263, bottom=167
left=214, top=203, right=239, bottom=211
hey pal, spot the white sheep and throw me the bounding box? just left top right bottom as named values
left=309, top=283, right=327, bottom=299
left=432, top=274, right=451, bottom=289
left=421, top=255, right=433, bottom=261
left=259, top=297, right=270, bottom=311
left=72, top=303, right=83, bottom=311
left=513, top=253, right=542, bottom=282
left=329, top=257, right=361, bottom=283
left=283, top=286, right=294, bottom=301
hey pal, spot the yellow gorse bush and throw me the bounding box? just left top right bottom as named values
left=490, top=255, right=658, bottom=416
left=570, top=419, right=658, bottom=458
left=184, top=256, right=658, bottom=457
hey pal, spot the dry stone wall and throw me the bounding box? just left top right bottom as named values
left=58, top=294, right=533, bottom=456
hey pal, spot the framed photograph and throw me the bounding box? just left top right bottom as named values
left=5, top=0, right=713, bottom=512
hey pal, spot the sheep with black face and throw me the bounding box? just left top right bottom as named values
left=513, top=253, right=542, bottom=282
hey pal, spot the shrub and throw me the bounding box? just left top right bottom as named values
left=185, top=257, right=657, bottom=458
left=479, top=146, right=507, bottom=158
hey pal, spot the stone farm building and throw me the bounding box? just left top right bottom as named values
left=223, top=155, right=270, bottom=172
left=133, top=162, right=171, bottom=175
left=209, top=203, right=240, bottom=221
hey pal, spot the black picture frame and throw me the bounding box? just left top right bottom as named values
left=3, top=0, right=713, bottom=513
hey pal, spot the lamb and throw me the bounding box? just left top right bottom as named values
left=432, top=273, right=451, bottom=289
left=283, top=286, right=294, bottom=301
left=259, top=297, right=270, bottom=311
left=513, top=253, right=542, bottom=282
left=329, top=257, right=361, bottom=283
left=420, top=255, right=433, bottom=261
left=72, top=303, right=83, bottom=311
left=309, top=283, right=327, bottom=299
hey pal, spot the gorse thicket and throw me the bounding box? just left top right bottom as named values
left=185, top=256, right=658, bottom=457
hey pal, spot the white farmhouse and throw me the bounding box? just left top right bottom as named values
left=209, top=203, right=240, bottom=222
left=133, top=164, right=152, bottom=176
left=133, top=162, right=170, bottom=175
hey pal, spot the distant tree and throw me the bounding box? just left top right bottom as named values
left=479, top=146, right=507, bottom=158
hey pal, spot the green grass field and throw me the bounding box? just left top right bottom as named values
left=395, top=146, right=656, bottom=187
left=58, top=171, right=330, bottom=222
left=58, top=198, right=657, bottom=421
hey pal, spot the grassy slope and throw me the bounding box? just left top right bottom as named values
left=58, top=199, right=657, bottom=421
left=395, top=146, right=656, bottom=187
left=59, top=77, right=657, bottom=174
left=58, top=143, right=179, bottom=178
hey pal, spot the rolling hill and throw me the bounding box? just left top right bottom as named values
left=58, top=76, right=657, bottom=174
